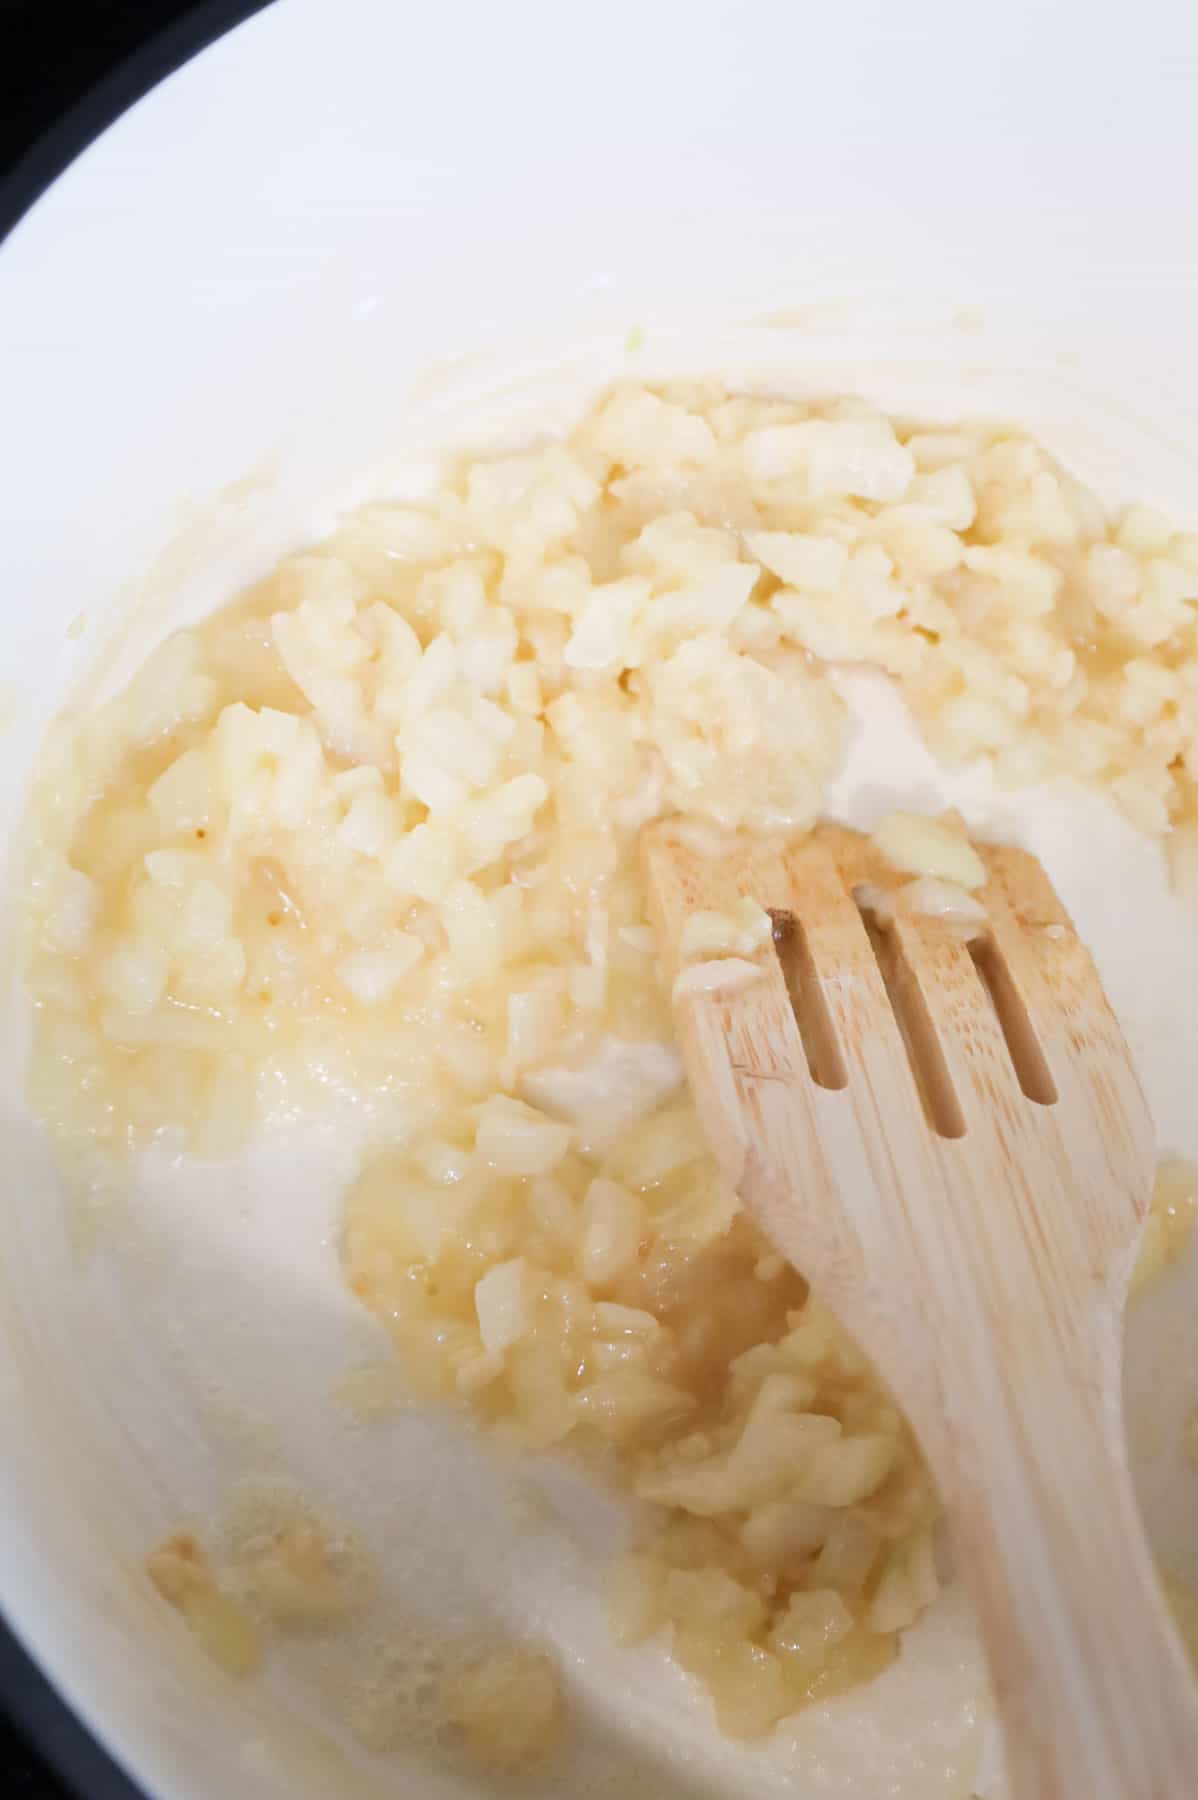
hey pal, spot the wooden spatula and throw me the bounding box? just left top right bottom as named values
left=643, top=817, right=1198, bottom=1800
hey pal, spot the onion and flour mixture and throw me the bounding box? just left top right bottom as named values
left=21, top=380, right=1198, bottom=1754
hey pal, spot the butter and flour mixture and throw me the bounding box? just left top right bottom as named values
left=23, top=380, right=1198, bottom=1754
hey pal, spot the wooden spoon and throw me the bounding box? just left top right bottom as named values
left=643, top=818, right=1198, bottom=1800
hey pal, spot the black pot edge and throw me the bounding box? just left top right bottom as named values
left=0, top=0, right=273, bottom=247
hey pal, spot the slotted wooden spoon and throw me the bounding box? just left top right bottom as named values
left=643, top=818, right=1198, bottom=1800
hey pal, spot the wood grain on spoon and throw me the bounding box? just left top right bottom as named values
left=644, top=818, right=1198, bottom=1800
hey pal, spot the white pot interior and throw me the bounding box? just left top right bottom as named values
left=2, top=3, right=1198, bottom=1797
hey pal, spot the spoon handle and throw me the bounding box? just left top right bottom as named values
left=928, top=1311, right=1196, bottom=1800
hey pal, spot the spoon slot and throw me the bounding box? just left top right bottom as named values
left=855, top=899, right=967, bottom=1140
left=967, top=934, right=1059, bottom=1107
left=769, top=909, right=848, bottom=1092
